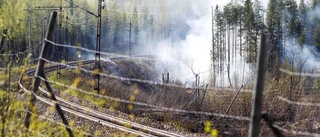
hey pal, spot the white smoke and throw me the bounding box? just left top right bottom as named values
left=284, top=3, right=320, bottom=72
left=139, top=0, right=255, bottom=87
left=149, top=15, right=213, bottom=86
left=84, top=0, right=255, bottom=87
left=285, top=39, right=320, bottom=72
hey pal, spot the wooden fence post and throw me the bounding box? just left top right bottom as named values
left=225, top=85, right=243, bottom=115
left=289, top=76, right=293, bottom=122
left=40, top=73, right=74, bottom=137
left=24, top=11, right=74, bottom=137
left=248, top=33, right=268, bottom=137
left=199, top=84, right=209, bottom=108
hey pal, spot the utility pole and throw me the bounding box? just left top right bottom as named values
left=57, top=0, right=63, bottom=75
left=65, top=16, right=69, bottom=64
left=63, top=0, right=104, bottom=92
left=94, top=0, right=104, bottom=93
left=32, top=6, right=75, bottom=63
left=40, top=19, right=46, bottom=56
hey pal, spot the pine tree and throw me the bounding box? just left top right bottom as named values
left=314, top=22, right=320, bottom=50
left=266, top=0, right=282, bottom=75
left=286, top=0, right=299, bottom=38
left=312, top=0, right=320, bottom=8
left=229, top=4, right=240, bottom=63
left=224, top=2, right=234, bottom=87
left=253, top=0, right=265, bottom=60
left=237, top=5, right=244, bottom=57
left=214, top=5, right=227, bottom=86
left=297, top=0, right=307, bottom=46
left=243, top=0, right=256, bottom=64
left=0, top=0, right=27, bottom=53
left=312, top=0, right=320, bottom=50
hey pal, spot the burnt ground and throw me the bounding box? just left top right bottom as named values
left=57, top=59, right=253, bottom=136
left=4, top=58, right=300, bottom=136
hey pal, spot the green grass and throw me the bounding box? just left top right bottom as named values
left=0, top=87, right=106, bottom=136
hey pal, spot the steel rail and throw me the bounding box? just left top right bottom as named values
left=27, top=89, right=155, bottom=137
left=20, top=59, right=182, bottom=137
left=39, top=87, right=184, bottom=137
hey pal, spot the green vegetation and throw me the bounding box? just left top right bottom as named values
left=1, top=0, right=320, bottom=136
left=0, top=90, right=25, bottom=137
left=0, top=89, right=95, bottom=137
left=0, top=0, right=319, bottom=70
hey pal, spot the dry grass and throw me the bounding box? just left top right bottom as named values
left=42, top=59, right=320, bottom=136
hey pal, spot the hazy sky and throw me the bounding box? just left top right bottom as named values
left=197, top=0, right=313, bottom=10
left=87, top=0, right=314, bottom=9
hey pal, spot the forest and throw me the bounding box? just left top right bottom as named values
left=1, top=0, right=320, bottom=136
left=0, top=0, right=320, bottom=83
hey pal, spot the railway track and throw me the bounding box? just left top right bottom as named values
left=39, top=57, right=252, bottom=93
left=19, top=59, right=184, bottom=137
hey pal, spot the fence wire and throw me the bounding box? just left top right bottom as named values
left=272, top=124, right=320, bottom=137
left=43, top=56, right=253, bottom=92
left=33, top=74, right=250, bottom=121
left=19, top=109, right=93, bottom=136
left=278, top=96, right=320, bottom=108
left=15, top=16, right=320, bottom=136
left=280, top=68, right=320, bottom=78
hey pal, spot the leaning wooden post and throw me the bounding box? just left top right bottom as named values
left=248, top=33, right=268, bottom=137
left=24, top=11, right=74, bottom=137
left=225, top=85, right=243, bottom=115
left=24, top=11, right=57, bottom=129
left=199, top=84, right=209, bottom=107
left=40, top=73, right=74, bottom=137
